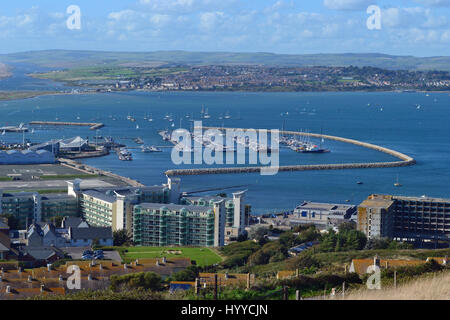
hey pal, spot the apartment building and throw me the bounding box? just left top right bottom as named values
left=133, top=201, right=226, bottom=247
left=358, top=194, right=450, bottom=242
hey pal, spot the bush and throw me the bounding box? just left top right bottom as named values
left=110, top=272, right=162, bottom=291
left=170, top=265, right=200, bottom=282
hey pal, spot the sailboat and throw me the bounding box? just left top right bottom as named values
left=136, top=124, right=140, bottom=130
left=394, top=175, right=402, bottom=187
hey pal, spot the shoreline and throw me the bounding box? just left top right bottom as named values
left=0, top=87, right=449, bottom=103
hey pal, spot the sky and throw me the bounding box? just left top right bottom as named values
left=0, top=0, right=449, bottom=56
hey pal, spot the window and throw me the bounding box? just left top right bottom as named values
left=301, top=211, right=307, bottom=217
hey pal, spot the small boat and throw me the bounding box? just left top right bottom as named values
left=118, top=149, right=132, bottom=161
left=357, top=181, right=363, bottom=185
left=394, top=175, right=402, bottom=187
left=141, top=145, right=162, bottom=153
left=134, top=137, right=144, bottom=144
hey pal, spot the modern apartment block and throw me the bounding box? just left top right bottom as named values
left=358, top=194, right=450, bottom=242
left=133, top=201, right=226, bottom=247
left=69, top=178, right=175, bottom=232
left=181, top=190, right=249, bottom=241
left=0, top=191, right=42, bottom=228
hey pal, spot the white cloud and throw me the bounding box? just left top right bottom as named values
left=323, top=0, right=373, bottom=11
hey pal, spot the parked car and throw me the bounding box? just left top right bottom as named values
left=82, top=254, right=93, bottom=260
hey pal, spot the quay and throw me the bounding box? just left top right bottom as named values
left=29, top=121, right=105, bottom=130
left=165, top=127, right=416, bottom=176
left=59, top=158, right=144, bottom=187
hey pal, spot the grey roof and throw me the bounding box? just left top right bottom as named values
left=296, top=202, right=355, bottom=211
left=138, top=202, right=212, bottom=212
left=70, top=227, right=112, bottom=240
left=23, top=247, right=64, bottom=260
left=0, top=242, right=10, bottom=252
left=82, top=190, right=116, bottom=203
left=62, top=217, right=85, bottom=229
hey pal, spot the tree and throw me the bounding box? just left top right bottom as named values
left=113, top=229, right=132, bottom=246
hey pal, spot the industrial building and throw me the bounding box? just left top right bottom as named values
left=133, top=202, right=225, bottom=247
left=292, top=201, right=356, bottom=229
left=0, top=150, right=55, bottom=165
left=358, top=194, right=450, bottom=243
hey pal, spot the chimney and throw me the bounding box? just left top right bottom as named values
left=155, top=260, right=160, bottom=266
left=88, top=274, right=92, bottom=281
left=99, top=264, right=103, bottom=271
left=135, top=259, right=139, bottom=266
left=28, top=275, right=33, bottom=283
left=373, top=255, right=380, bottom=267
left=18, top=267, right=23, bottom=273
left=40, top=284, right=45, bottom=292
left=59, top=275, right=63, bottom=281
left=444, top=256, right=448, bottom=266
left=0, top=276, right=2, bottom=282
left=123, top=264, right=128, bottom=270
left=47, top=264, right=52, bottom=272
left=6, top=285, right=11, bottom=293
left=225, top=272, right=229, bottom=280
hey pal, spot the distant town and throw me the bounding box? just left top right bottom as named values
left=34, top=65, right=450, bottom=93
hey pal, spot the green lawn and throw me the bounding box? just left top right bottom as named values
left=118, top=246, right=223, bottom=267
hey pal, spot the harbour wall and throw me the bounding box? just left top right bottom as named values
left=165, top=127, right=416, bottom=176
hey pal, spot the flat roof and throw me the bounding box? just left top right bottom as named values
left=296, top=201, right=355, bottom=211
left=82, top=190, right=116, bottom=203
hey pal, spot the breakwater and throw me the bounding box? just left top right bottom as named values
left=29, top=121, right=104, bottom=130
left=165, top=127, right=416, bottom=176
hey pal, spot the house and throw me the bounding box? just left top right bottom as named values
left=349, top=256, right=426, bottom=275
left=19, top=246, right=65, bottom=267
left=68, top=226, right=113, bottom=247
left=61, top=216, right=89, bottom=229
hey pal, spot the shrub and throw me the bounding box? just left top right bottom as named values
left=110, top=272, right=162, bottom=291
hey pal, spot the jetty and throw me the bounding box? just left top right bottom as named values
left=165, top=127, right=416, bottom=176
left=29, top=121, right=104, bottom=130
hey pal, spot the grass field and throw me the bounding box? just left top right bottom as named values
left=118, top=246, right=223, bottom=267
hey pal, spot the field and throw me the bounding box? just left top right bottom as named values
left=32, top=66, right=189, bottom=82
left=0, top=91, right=57, bottom=101
left=118, top=246, right=223, bottom=267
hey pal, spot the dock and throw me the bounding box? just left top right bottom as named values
left=29, top=121, right=104, bottom=130
left=165, top=127, right=416, bottom=176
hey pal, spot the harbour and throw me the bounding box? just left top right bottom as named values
left=0, top=90, right=448, bottom=212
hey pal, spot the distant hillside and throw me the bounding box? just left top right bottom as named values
left=1, top=50, right=449, bottom=71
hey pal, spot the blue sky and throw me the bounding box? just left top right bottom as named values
left=0, top=0, right=449, bottom=56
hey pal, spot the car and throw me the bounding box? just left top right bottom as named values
left=83, top=250, right=93, bottom=256
left=94, top=253, right=104, bottom=260
left=82, top=254, right=93, bottom=260
left=94, top=250, right=103, bottom=255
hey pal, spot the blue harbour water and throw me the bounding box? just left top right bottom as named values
left=1, top=89, right=449, bottom=214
